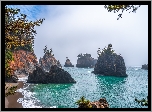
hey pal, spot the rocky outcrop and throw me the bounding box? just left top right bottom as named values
left=39, top=46, right=62, bottom=72
left=90, top=98, right=109, bottom=108
left=141, top=64, right=148, bottom=70
left=76, top=53, right=97, bottom=68
left=27, top=65, right=76, bottom=84
left=64, top=57, right=74, bottom=67
left=5, top=75, right=18, bottom=83
left=9, top=50, right=38, bottom=76
left=77, top=97, right=109, bottom=108
left=92, top=44, right=127, bottom=77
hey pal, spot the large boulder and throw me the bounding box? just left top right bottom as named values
left=141, top=64, right=148, bottom=70
left=76, top=53, right=97, bottom=68
left=27, top=65, right=76, bottom=84
left=92, top=44, right=127, bottom=77
left=64, top=58, right=74, bottom=67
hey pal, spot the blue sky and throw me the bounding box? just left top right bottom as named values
left=7, top=5, right=148, bottom=66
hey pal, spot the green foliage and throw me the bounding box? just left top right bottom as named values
left=97, top=44, right=115, bottom=56
left=13, top=44, right=33, bottom=52
left=5, top=49, right=14, bottom=77
left=5, top=84, right=17, bottom=97
left=135, top=96, right=148, bottom=106
left=75, top=96, right=92, bottom=108
left=5, top=6, right=45, bottom=97
left=43, top=45, right=54, bottom=56
left=5, top=5, right=45, bottom=49
left=104, top=5, right=141, bottom=20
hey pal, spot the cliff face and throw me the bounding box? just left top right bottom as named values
left=64, top=58, right=74, bottom=67
left=9, top=50, right=38, bottom=76
left=76, top=53, right=97, bottom=68
left=92, top=44, right=127, bottom=77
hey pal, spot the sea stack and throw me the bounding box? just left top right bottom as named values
left=27, top=46, right=76, bottom=84
left=64, top=57, right=74, bottom=67
left=76, top=53, right=97, bottom=68
left=27, top=65, right=76, bottom=84
left=39, top=46, right=62, bottom=72
left=92, top=44, right=127, bottom=77
left=141, top=64, right=148, bottom=70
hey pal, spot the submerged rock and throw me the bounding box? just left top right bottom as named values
left=27, top=65, right=76, bottom=84
left=64, top=57, right=74, bottom=67
left=141, top=64, right=148, bottom=70
left=76, top=53, right=97, bottom=68
left=92, top=44, right=127, bottom=77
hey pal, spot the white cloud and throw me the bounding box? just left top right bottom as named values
left=33, top=5, right=148, bottom=66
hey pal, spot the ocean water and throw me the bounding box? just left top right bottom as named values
left=17, top=66, right=148, bottom=108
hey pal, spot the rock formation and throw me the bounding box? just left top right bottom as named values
left=92, top=44, right=127, bottom=77
left=8, top=50, right=38, bottom=76
left=39, top=46, right=62, bottom=72
left=141, top=64, right=148, bottom=70
left=64, top=57, right=74, bottom=67
left=76, top=53, right=97, bottom=68
left=77, top=96, right=109, bottom=108
left=27, top=65, right=76, bottom=84
left=5, top=75, right=18, bottom=83
left=90, top=98, right=109, bottom=108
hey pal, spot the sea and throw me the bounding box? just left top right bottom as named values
left=17, top=66, right=148, bottom=108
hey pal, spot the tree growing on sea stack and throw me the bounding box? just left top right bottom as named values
left=92, top=44, right=127, bottom=77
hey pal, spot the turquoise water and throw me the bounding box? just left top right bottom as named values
left=18, top=66, right=148, bottom=108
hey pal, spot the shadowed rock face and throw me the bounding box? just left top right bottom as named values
left=92, top=44, right=127, bottom=77
left=27, top=65, right=76, bottom=84
left=76, top=53, right=97, bottom=68
left=64, top=58, right=74, bottom=67
left=5, top=75, right=18, bottom=83
left=141, top=64, right=148, bottom=70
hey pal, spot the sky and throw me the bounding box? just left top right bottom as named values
left=7, top=5, right=148, bottom=67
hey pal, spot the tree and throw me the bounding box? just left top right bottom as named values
left=5, top=5, right=45, bottom=50
left=5, top=6, right=45, bottom=97
left=75, top=96, right=92, bottom=108
left=104, top=5, right=141, bottom=20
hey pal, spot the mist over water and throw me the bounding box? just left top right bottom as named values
left=17, top=66, right=148, bottom=108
